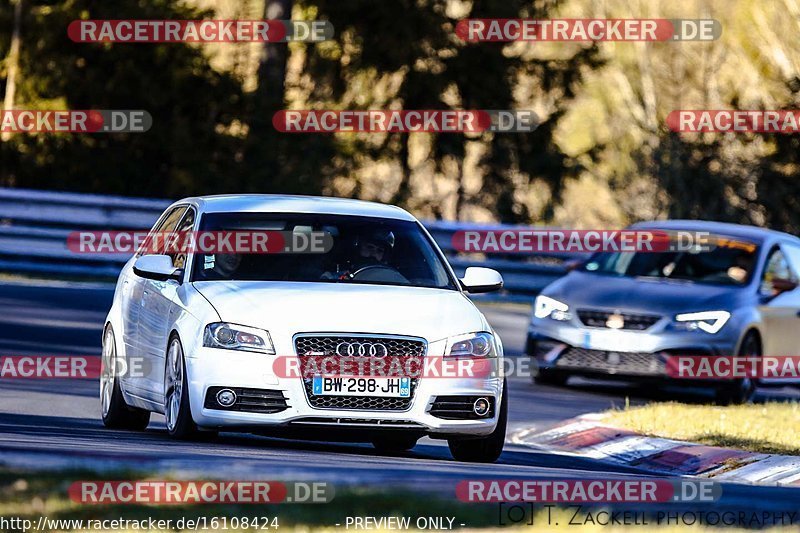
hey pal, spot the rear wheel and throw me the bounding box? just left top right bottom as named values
left=100, top=326, right=150, bottom=430
left=447, top=379, right=507, bottom=463
left=371, top=434, right=419, bottom=453
left=714, top=331, right=760, bottom=405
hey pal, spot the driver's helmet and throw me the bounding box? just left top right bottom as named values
left=365, top=229, right=395, bottom=250
left=354, top=229, right=395, bottom=267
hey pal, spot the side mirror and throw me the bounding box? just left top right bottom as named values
left=133, top=254, right=183, bottom=283
left=460, top=267, right=503, bottom=294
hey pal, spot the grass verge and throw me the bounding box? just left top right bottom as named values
left=602, top=401, right=800, bottom=455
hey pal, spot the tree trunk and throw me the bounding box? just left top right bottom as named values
left=2, top=0, right=23, bottom=142
left=256, top=0, right=292, bottom=112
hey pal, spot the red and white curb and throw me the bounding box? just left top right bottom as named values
left=510, top=414, right=800, bottom=487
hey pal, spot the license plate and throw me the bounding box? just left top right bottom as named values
left=312, top=376, right=411, bottom=397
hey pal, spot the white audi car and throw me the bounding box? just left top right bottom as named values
left=101, top=195, right=507, bottom=462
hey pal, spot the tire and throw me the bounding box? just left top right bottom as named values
left=371, top=434, right=419, bottom=453
left=100, top=325, right=150, bottom=430
left=714, top=331, right=760, bottom=405
left=533, top=368, right=568, bottom=386
left=447, top=379, right=507, bottom=463
left=164, top=335, right=200, bottom=439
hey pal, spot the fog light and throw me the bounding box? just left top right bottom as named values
left=473, top=397, right=491, bottom=417
left=216, top=389, right=236, bottom=407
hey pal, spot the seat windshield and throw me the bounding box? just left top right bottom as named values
left=581, top=234, right=758, bottom=286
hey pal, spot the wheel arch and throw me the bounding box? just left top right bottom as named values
left=735, top=326, right=763, bottom=356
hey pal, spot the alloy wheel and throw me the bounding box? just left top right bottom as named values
left=100, top=328, right=115, bottom=417
left=165, top=338, right=184, bottom=432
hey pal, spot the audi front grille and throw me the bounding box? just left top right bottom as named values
left=294, top=334, right=426, bottom=411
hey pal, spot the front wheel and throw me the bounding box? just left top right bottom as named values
left=714, top=332, right=760, bottom=405
left=447, top=379, right=507, bottom=463
left=164, top=336, right=200, bottom=439
left=100, top=326, right=150, bottom=430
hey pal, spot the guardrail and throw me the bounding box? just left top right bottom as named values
left=0, top=188, right=583, bottom=300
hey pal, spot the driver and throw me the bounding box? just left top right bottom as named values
left=321, top=230, right=395, bottom=280
left=203, top=252, right=242, bottom=279
left=354, top=230, right=394, bottom=268
left=727, top=253, right=754, bottom=284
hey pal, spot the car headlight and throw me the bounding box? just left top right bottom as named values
left=533, top=295, right=572, bottom=321
left=203, top=322, right=275, bottom=354
left=674, top=311, right=731, bottom=334
left=447, top=332, right=496, bottom=357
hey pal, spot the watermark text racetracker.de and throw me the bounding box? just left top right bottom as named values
left=455, top=18, right=721, bottom=42
left=273, top=110, right=539, bottom=133
left=0, top=355, right=147, bottom=379
left=452, top=229, right=714, bottom=253
left=668, top=355, right=800, bottom=379
left=273, top=354, right=552, bottom=380
left=668, top=110, right=800, bottom=133
left=70, top=480, right=333, bottom=505
left=0, top=110, right=151, bottom=133
left=459, top=478, right=720, bottom=504
left=68, top=230, right=333, bottom=254
left=68, top=20, right=334, bottom=43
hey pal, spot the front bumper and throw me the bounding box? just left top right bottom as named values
left=185, top=345, right=503, bottom=437
left=527, top=316, right=741, bottom=379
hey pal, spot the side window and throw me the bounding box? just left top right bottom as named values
left=137, top=206, right=187, bottom=258
left=761, top=247, right=797, bottom=294
left=168, top=208, right=196, bottom=269
left=780, top=243, right=800, bottom=279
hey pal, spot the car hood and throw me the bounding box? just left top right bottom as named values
left=192, top=281, right=485, bottom=343
left=543, top=271, right=746, bottom=315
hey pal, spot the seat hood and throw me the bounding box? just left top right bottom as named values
left=543, top=271, right=747, bottom=315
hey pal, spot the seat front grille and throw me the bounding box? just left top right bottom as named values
left=577, top=309, right=661, bottom=331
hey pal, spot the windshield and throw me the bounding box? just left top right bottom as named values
left=190, top=212, right=456, bottom=290
left=581, top=234, right=758, bottom=286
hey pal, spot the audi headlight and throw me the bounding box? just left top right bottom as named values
left=674, top=311, right=730, bottom=334
left=533, top=295, right=572, bottom=321
left=447, top=332, right=495, bottom=357
left=203, top=323, right=275, bottom=354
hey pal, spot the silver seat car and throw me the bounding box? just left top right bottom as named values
left=527, top=220, right=800, bottom=403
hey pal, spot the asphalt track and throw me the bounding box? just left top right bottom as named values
left=0, top=281, right=799, bottom=512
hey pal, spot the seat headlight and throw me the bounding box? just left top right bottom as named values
left=674, top=311, right=730, bottom=334
left=533, top=295, right=572, bottom=321
left=447, top=332, right=495, bottom=357
left=203, top=322, right=275, bottom=354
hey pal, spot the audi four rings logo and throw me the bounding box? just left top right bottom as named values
left=335, top=342, right=389, bottom=357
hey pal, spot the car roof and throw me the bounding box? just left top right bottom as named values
left=629, top=219, right=799, bottom=245
left=171, top=194, right=417, bottom=222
